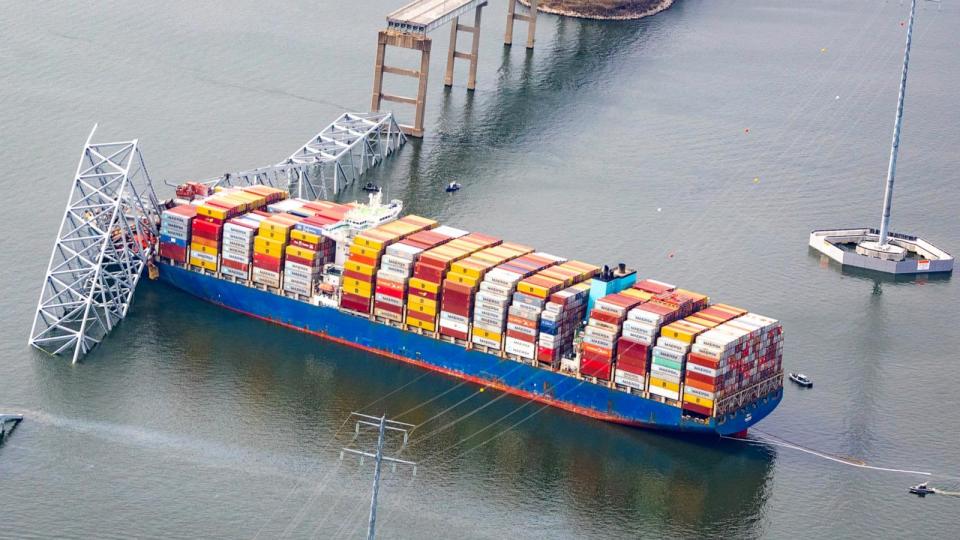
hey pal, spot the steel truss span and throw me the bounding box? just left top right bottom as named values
left=216, top=112, right=406, bottom=199
left=29, top=125, right=161, bottom=363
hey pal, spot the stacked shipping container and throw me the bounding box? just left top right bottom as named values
left=581, top=293, right=644, bottom=380
left=406, top=233, right=500, bottom=332
left=539, top=281, right=592, bottom=368
left=159, top=205, right=196, bottom=263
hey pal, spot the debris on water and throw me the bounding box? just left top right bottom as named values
left=657, top=207, right=662, bottom=212
left=821, top=47, right=828, bottom=53
left=744, top=128, right=750, bottom=134
left=836, top=95, right=841, bottom=100
left=753, top=177, right=760, bottom=184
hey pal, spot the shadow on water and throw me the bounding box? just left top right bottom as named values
left=54, top=278, right=778, bottom=535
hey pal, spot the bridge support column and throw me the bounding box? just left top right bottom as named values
left=504, top=0, right=537, bottom=49
left=444, top=5, right=484, bottom=90
left=370, top=30, right=432, bottom=138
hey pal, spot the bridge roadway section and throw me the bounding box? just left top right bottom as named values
left=372, top=0, right=540, bottom=137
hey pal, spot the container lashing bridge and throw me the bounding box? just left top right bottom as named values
left=372, top=0, right=539, bottom=137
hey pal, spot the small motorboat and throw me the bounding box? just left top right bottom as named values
left=362, top=182, right=381, bottom=193
left=445, top=181, right=461, bottom=193
left=909, top=482, right=935, bottom=497
left=789, top=373, right=813, bottom=388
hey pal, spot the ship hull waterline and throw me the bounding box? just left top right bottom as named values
left=156, top=263, right=781, bottom=437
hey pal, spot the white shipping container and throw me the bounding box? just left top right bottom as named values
left=475, top=292, right=509, bottom=307
left=432, top=225, right=468, bottom=238
left=582, top=335, right=615, bottom=349
left=221, top=266, right=249, bottom=280
left=560, top=356, right=579, bottom=373
left=376, top=269, right=409, bottom=283
left=627, top=307, right=663, bottom=325
left=650, top=363, right=681, bottom=380
left=684, top=385, right=715, bottom=400
left=595, top=301, right=628, bottom=316
left=439, top=318, right=469, bottom=334
left=585, top=324, right=617, bottom=342
left=614, top=369, right=645, bottom=390
left=222, top=251, right=251, bottom=264
left=652, top=346, right=684, bottom=362
left=375, top=293, right=404, bottom=307
left=656, top=336, right=691, bottom=354
left=504, top=337, right=536, bottom=359
left=385, top=242, right=422, bottom=260
left=284, top=282, right=312, bottom=296
left=588, top=319, right=620, bottom=333
left=648, top=385, right=680, bottom=401
left=475, top=315, right=503, bottom=328
left=440, top=311, right=469, bottom=325
left=686, top=362, right=723, bottom=378
left=479, top=281, right=512, bottom=297
left=484, top=268, right=523, bottom=287
left=473, top=322, right=503, bottom=334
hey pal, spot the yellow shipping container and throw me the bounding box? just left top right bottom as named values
left=254, top=236, right=285, bottom=255
left=344, top=260, right=376, bottom=276
left=406, top=318, right=436, bottom=332
left=197, top=204, right=228, bottom=220
left=685, top=315, right=718, bottom=329
left=260, top=228, right=291, bottom=242
left=286, top=245, right=316, bottom=260
left=408, top=278, right=440, bottom=293
left=473, top=327, right=501, bottom=341
left=407, top=302, right=436, bottom=316
left=648, top=377, right=680, bottom=392
left=290, top=229, right=321, bottom=244
left=191, top=242, right=219, bottom=256
left=190, top=257, right=218, bottom=272
left=660, top=322, right=706, bottom=344
left=342, top=285, right=372, bottom=299
left=407, top=296, right=436, bottom=310
left=349, top=243, right=382, bottom=258
left=683, top=392, right=714, bottom=409
left=445, top=271, right=479, bottom=287
left=621, top=288, right=653, bottom=301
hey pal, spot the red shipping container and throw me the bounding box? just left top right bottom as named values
left=221, top=258, right=249, bottom=271
left=159, top=243, right=187, bottom=262
left=590, top=309, right=624, bottom=325
left=375, top=285, right=405, bottom=298
left=439, top=327, right=468, bottom=340
left=582, top=349, right=614, bottom=363
left=408, top=288, right=438, bottom=301
left=582, top=343, right=614, bottom=358
left=374, top=301, right=403, bottom=315
left=192, top=219, right=223, bottom=239
left=254, top=252, right=283, bottom=272
left=682, top=401, right=713, bottom=416
left=684, top=374, right=718, bottom=392
left=580, top=358, right=612, bottom=380
left=413, top=264, right=444, bottom=282
left=688, top=352, right=720, bottom=369
left=286, top=254, right=319, bottom=267
left=506, top=329, right=536, bottom=343
left=341, top=269, right=371, bottom=283
left=406, top=309, right=435, bottom=323
left=340, top=293, right=371, bottom=312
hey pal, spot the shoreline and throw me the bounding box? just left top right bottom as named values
left=517, top=0, right=674, bottom=21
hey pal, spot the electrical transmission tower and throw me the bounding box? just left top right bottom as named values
left=340, top=413, right=417, bottom=540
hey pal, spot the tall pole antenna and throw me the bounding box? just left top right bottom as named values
left=878, top=0, right=917, bottom=246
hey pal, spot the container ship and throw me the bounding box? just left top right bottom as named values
left=153, top=184, right=783, bottom=436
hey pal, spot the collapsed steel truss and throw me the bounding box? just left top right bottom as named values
left=29, top=126, right=161, bottom=363
left=218, top=112, right=406, bottom=199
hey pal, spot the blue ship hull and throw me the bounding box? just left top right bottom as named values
left=156, top=263, right=782, bottom=436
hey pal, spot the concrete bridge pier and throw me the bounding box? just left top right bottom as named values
left=444, top=4, right=485, bottom=90
left=504, top=0, right=538, bottom=49
left=371, top=31, right=432, bottom=138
